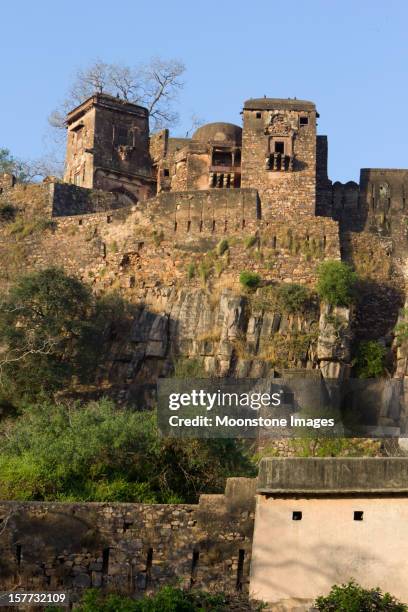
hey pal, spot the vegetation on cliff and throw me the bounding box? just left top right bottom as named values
left=317, top=260, right=358, bottom=306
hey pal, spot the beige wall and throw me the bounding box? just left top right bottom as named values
left=250, top=496, right=408, bottom=610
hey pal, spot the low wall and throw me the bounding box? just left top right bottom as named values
left=0, top=478, right=256, bottom=601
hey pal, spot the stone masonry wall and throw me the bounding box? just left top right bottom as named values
left=0, top=478, right=256, bottom=601
left=241, top=106, right=317, bottom=221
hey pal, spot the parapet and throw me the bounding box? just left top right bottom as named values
left=243, top=98, right=316, bottom=112
left=257, top=457, right=408, bottom=495
left=66, top=92, right=148, bottom=125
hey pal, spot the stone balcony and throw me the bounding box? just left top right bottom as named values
left=265, top=152, right=294, bottom=171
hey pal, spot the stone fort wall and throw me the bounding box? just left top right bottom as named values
left=0, top=181, right=340, bottom=295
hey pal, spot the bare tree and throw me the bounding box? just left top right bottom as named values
left=184, top=113, right=206, bottom=138
left=49, top=57, right=186, bottom=132
left=137, top=57, right=185, bottom=129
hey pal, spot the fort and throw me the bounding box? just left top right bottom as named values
left=1, top=94, right=408, bottom=609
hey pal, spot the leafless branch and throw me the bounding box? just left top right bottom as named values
left=48, top=57, right=186, bottom=135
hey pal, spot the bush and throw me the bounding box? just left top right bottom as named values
left=187, top=262, right=196, bottom=280
left=0, top=399, right=254, bottom=503
left=0, top=204, right=16, bottom=222
left=317, top=260, right=357, bottom=306
left=239, top=271, right=261, bottom=289
left=173, top=357, right=207, bottom=378
left=217, top=238, right=229, bottom=256
left=355, top=340, right=386, bottom=378
left=244, top=235, right=258, bottom=249
left=198, top=260, right=212, bottom=284
left=152, top=229, right=164, bottom=246
left=75, top=587, right=241, bottom=611
left=315, top=580, right=407, bottom=611
left=277, top=283, right=310, bottom=313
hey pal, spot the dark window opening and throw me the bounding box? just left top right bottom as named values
left=163, top=168, right=170, bottom=177
left=224, top=220, right=228, bottom=233
left=242, top=219, right=246, bottom=228
left=78, top=219, right=83, bottom=226
left=274, top=141, right=285, bottom=154
left=138, top=547, right=153, bottom=591
left=354, top=511, right=364, bottom=521
left=272, top=236, right=277, bottom=249
left=212, top=220, right=216, bottom=232
left=107, top=215, right=112, bottom=223
left=199, top=220, right=203, bottom=232
left=292, top=511, right=302, bottom=521
left=235, top=150, right=241, bottom=165
left=145, top=547, right=153, bottom=585
left=187, top=220, right=191, bottom=232
left=174, top=221, right=178, bottom=232
left=300, top=116, right=309, bottom=126
left=236, top=549, right=245, bottom=591
left=256, top=112, right=262, bottom=119
left=117, top=126, right=129, bottom=146
left=212, top=151, right=233, bottom=167
left=16, top=544, right=22, bottom=567
left=190, top=549, right=199, bottom=588
left=102, top=548, right=110, bottom=575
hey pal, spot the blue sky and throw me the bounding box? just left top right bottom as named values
left=0, top=0, right=407, bottom=182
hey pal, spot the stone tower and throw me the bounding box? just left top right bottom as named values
left=64, top=93, right=155, bottom=204
left=241, top=98, right=318, bottom=220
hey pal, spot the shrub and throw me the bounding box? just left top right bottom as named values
left=317, top=260, right=357, bottom=306
left=173, top=357, right=207, bottom=378
left=277, top=283, right=310, bottom=313
left=7, top=216, right=55, bottom=237
left=217, top=238, right=229, bottom=256
left=187, top=262, right=196, bottom=280
left=0, top=399, right=255, bottom=503
left=239, top=271, right=261, bottom=289
left=0, top=204, right=16, bottom=222
left=198, top=259, right=212, bottom=284
left=394, top=309, right=408, bottom=345
left=355, top=340, right=386, bottom=378
left=315, top=580, right=407, bottom=611
left=244, top=235, right=258, bottom=249
left=152, top=229, right=164, bottom=246
left=75, top=587, right=235, bottom=611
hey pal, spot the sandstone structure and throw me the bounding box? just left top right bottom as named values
left=1, top=94, right=408, bottom=605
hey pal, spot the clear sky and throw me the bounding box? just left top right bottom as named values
left=0, top=0, right=407, bottom=182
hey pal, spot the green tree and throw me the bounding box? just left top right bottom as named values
left=0, top=148, right=28, bottom=182
left=317, top=260, right=358, bottom=306
left=315, top=580, right=407, bottom=611
left=0, top=268, right=100, bottom=402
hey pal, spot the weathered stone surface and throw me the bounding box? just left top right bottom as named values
left=317, top=303, right=351, bottom=363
